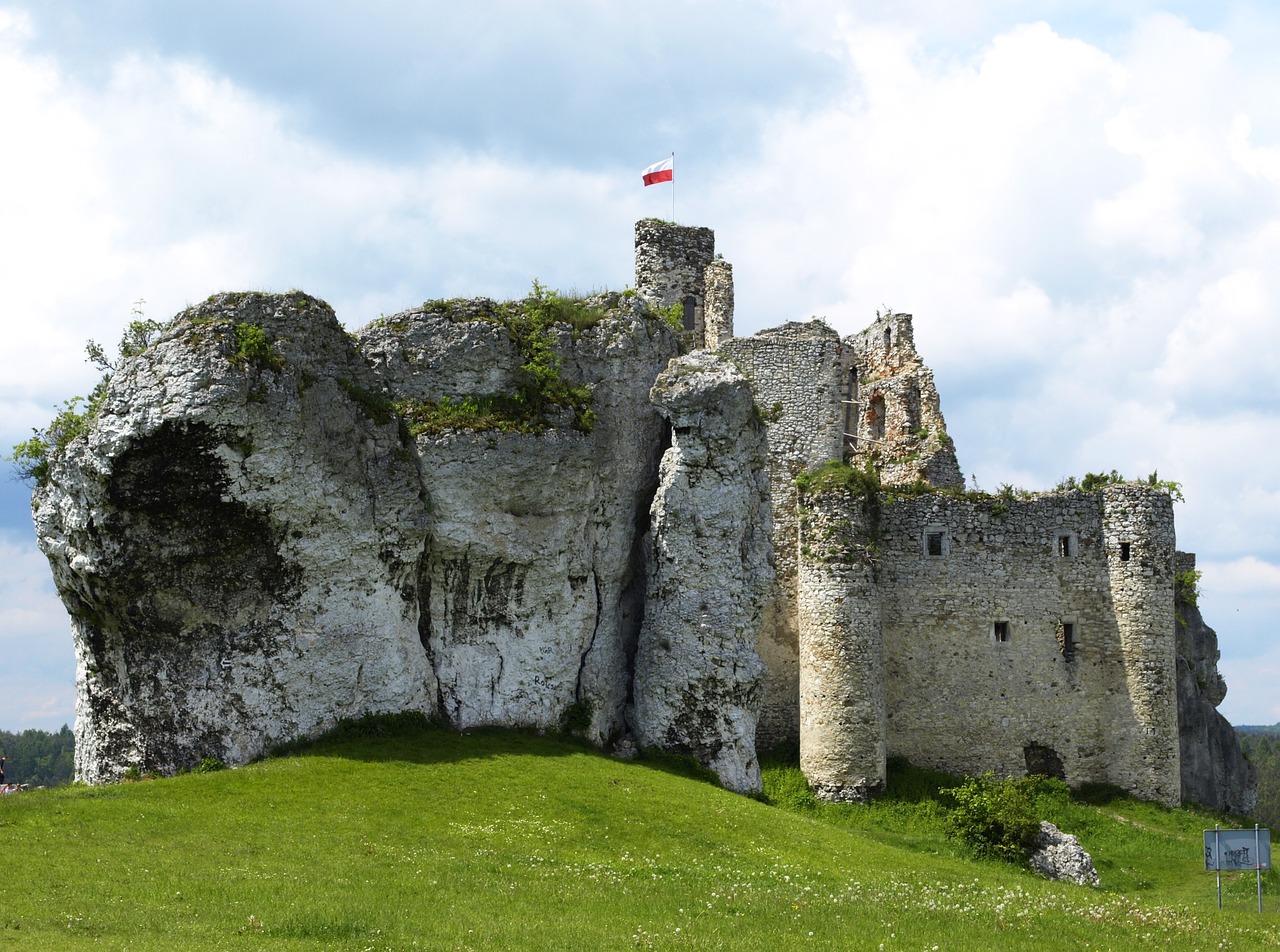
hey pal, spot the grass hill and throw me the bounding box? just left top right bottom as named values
left=0, top=719, right=1275, bottom=950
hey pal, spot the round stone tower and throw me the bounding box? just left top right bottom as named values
left=796, top=484, right=887, bottom=800
left=1102, top=484, right=1181, bottom=806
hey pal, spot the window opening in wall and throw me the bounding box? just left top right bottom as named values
left=681, top=295, right=696, bottom=332
left=883, top=327, right=891, bottom=350
left=1120, top=541, right=1132, bottom=561
left=993, top=621, right=1010, bottom=643
left=1057, top=619, right=1079, bottom=660
left=1056, top=532, right=1076, bottom=557
left=927, top=531, right=944, bottom=557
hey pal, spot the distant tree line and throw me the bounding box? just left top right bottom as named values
left=0, top=725, right=75, bottom=787
left=1237, top=724, right=1280, bottom=830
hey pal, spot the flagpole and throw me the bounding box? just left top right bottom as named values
left=671, top=151, right=676, bottom=222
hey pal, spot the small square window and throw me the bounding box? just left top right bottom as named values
left=1119, top=541, right=1131, bottom=561
left=993, top=621, right=1010, bottom=643
left=1056, top=532, right=1076, bottom=557
left=927, top=531, right=944, bottom=556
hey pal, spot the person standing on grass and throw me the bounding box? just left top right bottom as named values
left=0, top=755, right=5, bottom=783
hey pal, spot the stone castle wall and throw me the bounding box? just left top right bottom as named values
left=849, top=487, right=1181, bottom=805
left=703, top=259, right=735, bottom=351
left=718, top=322, right=848, bottom=748
left=845, top=313, right=963, bottom=488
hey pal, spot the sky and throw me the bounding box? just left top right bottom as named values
left=2, top=1, right=1279, bottom=732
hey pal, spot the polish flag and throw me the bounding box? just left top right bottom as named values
left=642, top=156, right=674, bottom=186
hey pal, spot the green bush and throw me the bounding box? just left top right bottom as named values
left=193, top=757, right=227, bottom=774
left=941, top=772, right=1044, bottom=863
left=795, top=459, right=881, bottom=497
left=559, top=698, right=594, bottom=735
left=232, top=322, right=283, bottom=371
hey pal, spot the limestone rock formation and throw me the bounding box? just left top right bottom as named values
left=633, top=352, right=772, bottom=792
left=34, top=290, right=682, bottom=781
left=36, top=293, right=434, bottom=783
left=1176, top=556, right=1257, bottom=816
left=357, top=295, right=678, bottom=738
left=1029, top=822, right=1100, bottom=886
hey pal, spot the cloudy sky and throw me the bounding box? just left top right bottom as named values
left=2, top=1, right=1278, bottom=732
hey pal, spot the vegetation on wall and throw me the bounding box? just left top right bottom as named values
left=395, top=281, right=600, bottom=436
left=1055, top=469, right=1185, bottom=502
left=795, top=459, right=882, bottom=498
left=1174, top=568, right=1202, bottom=610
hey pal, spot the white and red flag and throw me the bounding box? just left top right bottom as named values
left=642, top=156, right=674, bottom=186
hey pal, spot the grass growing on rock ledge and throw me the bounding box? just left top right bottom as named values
left=395, top=281, right=601, bottom=435
left=0, top=722, right=1274, bottom=950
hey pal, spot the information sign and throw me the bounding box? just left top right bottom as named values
left=1203, top=828, right=1271, bottom=871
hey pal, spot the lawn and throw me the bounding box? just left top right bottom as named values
left=1, top=721, right=1275, bottom=950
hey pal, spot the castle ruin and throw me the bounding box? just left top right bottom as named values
left=29, top=219, right=1255, bottom=814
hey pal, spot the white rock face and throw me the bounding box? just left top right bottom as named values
left=35, top=293, right=434, bottom=782
left=36, top=291, right=683, bottom=781
left=360, top=300, right=677, bottom=737
left=633, top=352, right=773, bottom=792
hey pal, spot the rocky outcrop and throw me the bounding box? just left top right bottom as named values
left=35, top=290, right=683, bottom=781
left=1176, top=555, right=1257, bottom=815
left=357, top=296, right=678, bottom=738
left=1030, top=822, right=1100, bottom=886
left=632, top=352, right=772, bottom=792
left=37, top=293, right=434, bottom=783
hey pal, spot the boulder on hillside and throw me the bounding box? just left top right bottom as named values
left=1029, top=821, right=1100, bottom=886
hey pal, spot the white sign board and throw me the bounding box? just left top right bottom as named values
left=1204, top=829, right=1271, bottom=871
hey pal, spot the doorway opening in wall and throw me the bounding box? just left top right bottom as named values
left=1120, top=541, right=1132, bottom=561
left=842, top=367, right=858, bottom=461
left=681, top=295, right=696, bottom=332
left=1057, top=532, right=1076, bottom=557
left=1024, top=743, right=1066, bottom=780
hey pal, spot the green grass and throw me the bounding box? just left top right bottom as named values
left=1, top=725, right=1275, bottom=950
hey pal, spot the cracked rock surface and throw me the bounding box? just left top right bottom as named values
left=633, top=351, right=773, bottom=793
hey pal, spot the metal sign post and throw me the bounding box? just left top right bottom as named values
left=1204, top=825, right=1271, bottom=912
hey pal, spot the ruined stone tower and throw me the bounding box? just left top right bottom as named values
left=634, top=220, right=734, bottom=350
